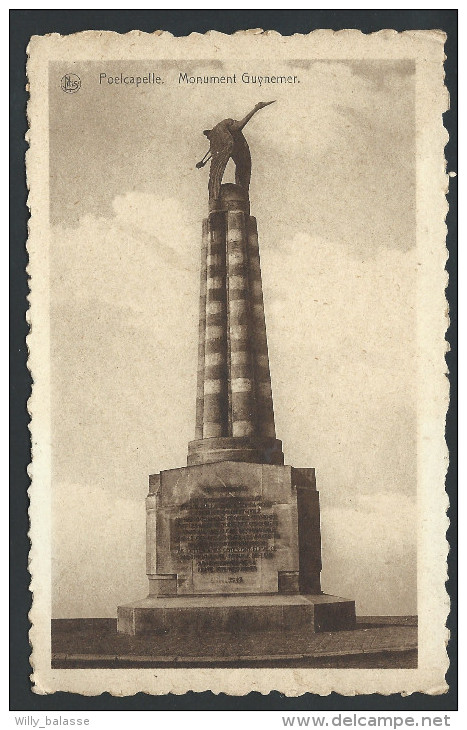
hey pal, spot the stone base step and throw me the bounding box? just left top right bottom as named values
left=117, top=593, right=356, bottom=636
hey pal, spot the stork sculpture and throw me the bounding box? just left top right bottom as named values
left=196, top=101, right=275, bottom=201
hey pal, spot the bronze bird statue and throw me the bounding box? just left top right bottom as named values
left=196, top=101, right=275, bottom=201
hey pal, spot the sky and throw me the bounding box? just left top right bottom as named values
left=49, top=58, right=417, bottom=617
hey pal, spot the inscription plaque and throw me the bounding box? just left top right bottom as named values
left=171, top=490, right=279, bottom=576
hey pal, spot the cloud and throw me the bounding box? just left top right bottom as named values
left=262, top=231, right=417, bottom=370
left=246, top=62, right=415, bottom=255
left=53, top=483, right=147, bottom=618
left=245, top=60, right=414, bottom=159
left=321, top=492, right=417, bottom=616
left=111, top=192, right=199, bottom=248
left=52, top=192, right=199, bottom=310
left=51, top=193, right=200, bottom=492
left=260, top=231, right=417, bottom=497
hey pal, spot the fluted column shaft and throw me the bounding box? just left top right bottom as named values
left=226, top=210, right=257, bottom=437
left=195, top=219, right=208, bottom=439
left=188, top=183, right=283, bottom=466
left=247, top=217, right=276, bottom=438
left=202, top=211, right=229, bottom=438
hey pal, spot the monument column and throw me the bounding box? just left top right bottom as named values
left=247, top=216, right=276, bottom=439
left=202, top=211, right=229, bottom=438
left=194, top=220, right=208, bottom=440
left=226, top=208, right=257, bottom=438
left=187, top=183, right=284, bottom=467
left=117, top=102, right=356, bottom=637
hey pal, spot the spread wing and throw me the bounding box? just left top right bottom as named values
left=208, top=125, right=234, bottom=200
left=231, top=130, right=251, bottom=190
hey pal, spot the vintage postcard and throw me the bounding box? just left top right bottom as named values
left=26, top=30, right=449, bottom=696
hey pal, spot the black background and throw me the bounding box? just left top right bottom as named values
left=10, top=9, right=457, bottom=712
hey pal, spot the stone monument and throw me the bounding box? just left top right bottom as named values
left=117, top=103, right=356, bottom=636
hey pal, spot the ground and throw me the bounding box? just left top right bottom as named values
left=52, top=616, right=417, bottom=669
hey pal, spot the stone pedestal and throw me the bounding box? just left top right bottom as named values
left=117, top=461, right=356, bottom=634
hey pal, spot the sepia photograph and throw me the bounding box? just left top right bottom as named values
left=25, top=29, right=449, bottom=697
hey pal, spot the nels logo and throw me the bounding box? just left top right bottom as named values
left=60, top=73, right=81, bottom=93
